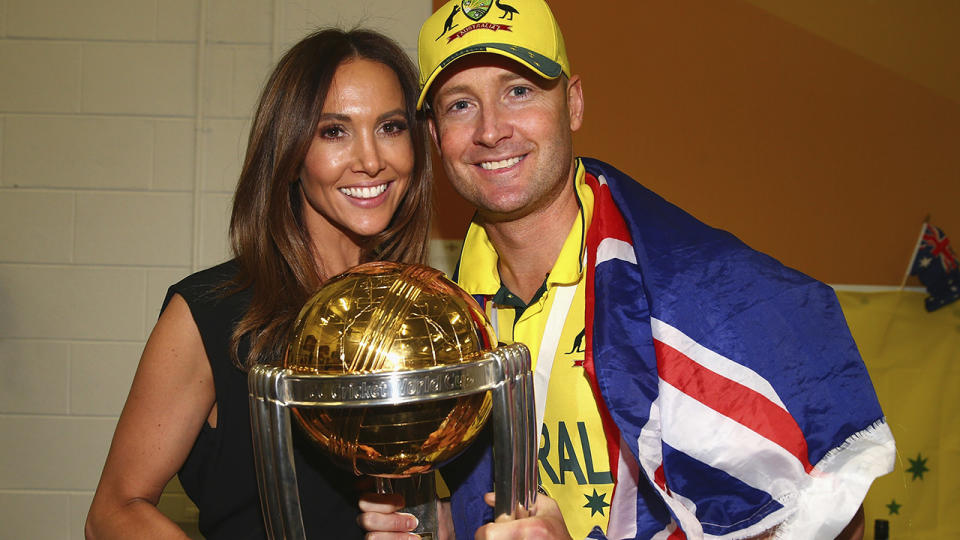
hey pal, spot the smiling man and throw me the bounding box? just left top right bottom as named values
left=360, top=1, right=895, bottom=538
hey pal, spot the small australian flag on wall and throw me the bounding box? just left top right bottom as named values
left=911, top=223, right=960, bottom=311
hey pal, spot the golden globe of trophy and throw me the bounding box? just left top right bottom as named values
left=248, top=262, right=537, bottom=540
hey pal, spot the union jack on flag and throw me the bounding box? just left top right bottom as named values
left=911, top=223, right=960, bottom=311
left=920, top=224, right=958, bottom=273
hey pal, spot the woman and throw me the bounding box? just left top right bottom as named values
left=85, top=28, right=431, bottom=539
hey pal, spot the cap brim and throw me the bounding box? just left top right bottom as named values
left=417, top=43, right=564, bottom=110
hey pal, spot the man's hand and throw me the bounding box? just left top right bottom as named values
left=475, top=492, right=573, bottom=540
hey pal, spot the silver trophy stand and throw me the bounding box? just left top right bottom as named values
left=248, top=342, right=537, bottom=540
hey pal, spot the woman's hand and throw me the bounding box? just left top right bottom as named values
left=357, top=492, right=418, bottom=539
left=357, top=492, right=455, bottom=540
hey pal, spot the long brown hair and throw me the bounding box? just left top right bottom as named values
left=229, top=28, right=431, bottom=368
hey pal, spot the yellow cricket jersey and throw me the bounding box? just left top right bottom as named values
left=455, top=161, right=615, bottom=539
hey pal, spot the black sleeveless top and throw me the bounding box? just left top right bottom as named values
left=163, top=260, right=363, bottom=539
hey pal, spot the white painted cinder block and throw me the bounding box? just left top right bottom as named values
left=158, top=483, right=202, bottom=539
left=199, top=193, right=233, bottom=269
left=203, top=118, right=248, bottom=193
left=0, top=189, right=74, bottom=263
left=0, top=118, right=4, bottom=184
left=0, top=264, right=146, bottom=340
left=70, top=493, right=96, bottom=540
left=155, top=119, right=196, bottom=191
left=6, top=0, right=157, bottom=40
left=0, top=415, right=117, bottom=490
left=204, top=44, right=272, bottom=119
left=0, top=41, right=81, bottom=113
left=404, top=46, right=418, bottom=68
left=203, top=45, right=235, bottom=118
left=158, top=490, right=200, bottom=524
left=147, top=267, right=192, bottom=328
left=75, top=192, right=193, bottom=266
left=232, top=45, right=272, bottom=117
left=428, top=238, right=463, bottom=278
left=0, top=340, right=70, bottom=414
left=207, top=0, right=272, bottom=44
left=82, top=42, right=196, bottom=116
left=337, top=0, right=431, bottom=51
left=158, top=0, right=201, bottom=42
left=0, top=492, right=71, bottom=540
left=71, top=342, right=143, bottom=416
left=3, top=116, right=154, bottom=190
left=0, top=2, right=442, bottom=536
left=280, top=0, right=429, bottom=52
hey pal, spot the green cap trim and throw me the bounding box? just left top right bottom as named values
left=438, top=42, right=563, bottom=78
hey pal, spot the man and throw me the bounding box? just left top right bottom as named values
left=361, top=1, right=895, bottom=538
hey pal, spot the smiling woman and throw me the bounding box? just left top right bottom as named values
left=299, top=58, right=415, bottom=245
left=84, top=29, right=431, bottom=540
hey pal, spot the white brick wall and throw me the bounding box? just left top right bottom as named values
left=7, top=0, right=159, bottom=40
left=0, top=1, right=430, bottom=537
left=0, top=41, right=82, bottom=112
left=204, top=44, right=273, bottom=117
left=5, top=116, right=156, bottom=189
left=203, top=117, right=249, bottom=192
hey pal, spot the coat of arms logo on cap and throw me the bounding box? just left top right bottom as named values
left=461, top=0, right=493, bottom=21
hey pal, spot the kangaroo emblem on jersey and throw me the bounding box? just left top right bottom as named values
left=566, top=327, right=586, bottom=367
left=435, top=4, right=461, bottom=41
left=495, top=0, right=519, bottom=20
left=461, top=0, right=493, bottom=21
left=566, top=328, right=586, bottom=354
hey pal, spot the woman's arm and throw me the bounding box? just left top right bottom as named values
left=85, top=294, right=216, bottom=539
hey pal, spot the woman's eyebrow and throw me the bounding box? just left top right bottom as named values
left=317, top=109, right=406, bottom=123
left=317, top=112, right=350, bottom=122
left=377, top=108, right=406, bottom=122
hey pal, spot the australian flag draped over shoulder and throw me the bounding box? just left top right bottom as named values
left=910, top=223, right=960, bottom=312
left=444, top=158, right=895, bottom=539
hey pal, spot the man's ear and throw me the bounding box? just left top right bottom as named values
left=566, top=74, right=584, bottom=132
left=427, top=115, right=441, bottom=151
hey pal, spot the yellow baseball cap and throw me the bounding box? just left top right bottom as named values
left=417, top=0, right=570, bottom=110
